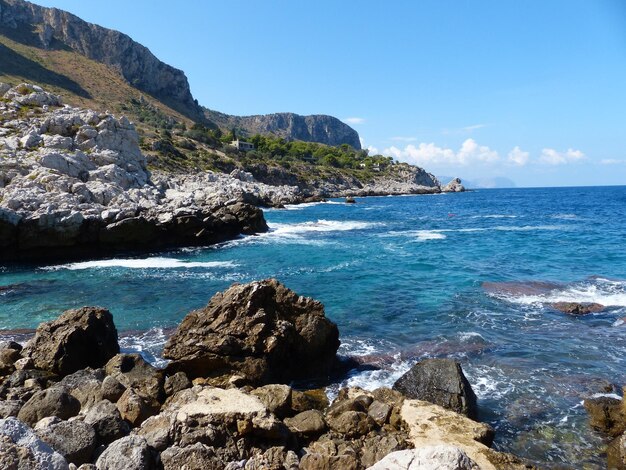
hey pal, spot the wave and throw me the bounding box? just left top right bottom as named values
left=485, top=278, right=626, bottom=308
left=43, top=257, right=237, bottom=271
left=415, top=230, right=447, bottom=241
left=282, top=201, right=344, bottom=211
left=388, top=225, right=567, bottom=241
left=270, top=219, right=379, bottom=235
left=470, top=214, right=517, bottom=219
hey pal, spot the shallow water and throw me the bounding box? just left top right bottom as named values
left=2, top=186, right=626, bottom=467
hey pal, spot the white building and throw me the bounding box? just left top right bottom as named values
left=230, top=140, right=254, bottom=151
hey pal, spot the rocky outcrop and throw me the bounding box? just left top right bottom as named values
left=552, top=302, right=605, bottom=315
left=0, top=417, right=69, bottom=469
left=205, top=109, right=362, bottom=149
left=0, top=83, right=268, bottom=261
left=0, top=0, right=201, bottom=120
left=21, top=307, right=119, bottom=376
left=393, top=358, right=478, bottom=419
left=441, top=177, right=465, bottom=193
left=163, top=279, right=340, bottom=385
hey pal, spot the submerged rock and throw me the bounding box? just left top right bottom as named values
left=393, top=358, right=478, bottom=419
left=163, top=279, right=340, bottom=385
left=552, top=302, right=605, bottom=315
left=584, top=396, right=626, bottom=437
left=22, top=307, right=119, bottom=377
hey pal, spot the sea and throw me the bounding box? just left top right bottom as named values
left=2, top=186, right=626, bottom=467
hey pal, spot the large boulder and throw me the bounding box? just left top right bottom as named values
left=0, top=417, right=68, bottom=469
left=393, top=359, right=477, bottom=418
left=552, top=302, right=605, bottom=315
left=17, top=387, right=81, bottom=426
left=584, top=396, right=626, bottom=437
left=163, top=279, right=340, bottom=384
left=95, top=435, right=155, bottom=470
left=105, top=353, right=164, bottom=410
left=35, top=420, right=97, bottom=466
left=441, top=178, right=465, bottom=193
left=21, top=307, right=119, bottom=376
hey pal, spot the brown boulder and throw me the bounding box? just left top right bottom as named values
left=552, top=302, right=605, bottom=315
left=284, top=410, right=327, bottom=436
left=163, top=279, right=340, bottom=385
left=584, top=396, right=626, bottom=437
left=21, top=307, right=119, bottom=376
left=105, top=354, right=164, bottom=409
left=17, top=386, right=81, bottom=426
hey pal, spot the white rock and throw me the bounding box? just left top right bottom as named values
left=0, top=417, right=69, bottom=469
left=367, top=445, right=479, bottom=470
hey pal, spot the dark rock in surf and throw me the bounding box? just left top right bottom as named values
left=21, top=307, right=119, bottom=377
left=162, top=279, right=340, bottom=385
left=552, top=302, right=605, bottom=315
left=392, top=358, right=478, bottom=419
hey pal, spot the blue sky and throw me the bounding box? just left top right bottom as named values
left=35, top=0, right=626, bottom=187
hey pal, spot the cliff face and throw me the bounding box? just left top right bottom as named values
left=0, top=0, right=201, bottom=120
left=205, top=109, right=362, bottom=149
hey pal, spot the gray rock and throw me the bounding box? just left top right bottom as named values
left=59, top=369, right=105, bottom=410
left=441, top=177, right=465, bottom=193
left=17, top=387, right=81, bottom=426
left=36, top=420, right=97, bottom=466
left=0, top=400, right=23, bottom=418
left=160, top=443, right=221, bottom=470
left=105, top=354, right=164, bottom=410
left=393, top=358, right=478, bottom=418
left=163, top=371, right=190, bottom=397
left=83, top=400, right=129, bottom=445
left=367, top=445, right=479, bottom=470
left=326, top=410, right=375, bottom=438
left=22, top=307, right=119, bottom=377
left=250, top=384, right=292, bottom=418
left=95, top=435, right=155, bottom=470
left=101, top=375, right=126, bottom=403
left=0, top=417, right=69, bottom=469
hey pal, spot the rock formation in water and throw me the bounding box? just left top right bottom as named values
left=441, top=177, right=466, bottom=192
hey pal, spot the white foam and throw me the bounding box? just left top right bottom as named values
left=551, top=214, right=578, bottom=220
left=492, top=281, right=626, bottom=308
left=471, top=214, right=517, bottom=219
left=415, top=230, right=447, bottom=241
left=43, top=257, right=237, bottom=271
left=270, top=219, right=378, bottom=236
left=282, top=201, right=343, bottom=211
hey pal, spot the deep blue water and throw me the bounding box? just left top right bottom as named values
left=2, top=186, right=626, bottom=467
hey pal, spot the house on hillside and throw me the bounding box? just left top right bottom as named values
left=230, top=140, right=255, bottom=151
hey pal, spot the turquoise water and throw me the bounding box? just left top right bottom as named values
left=2, top=186, right=626, bottom=466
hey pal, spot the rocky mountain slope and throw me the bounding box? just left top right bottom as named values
left=0, top=0, right=361, bottom=148
left=205, top=109, right=362, bottom=149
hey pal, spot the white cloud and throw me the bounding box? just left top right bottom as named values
left=367, top=145, right=380, bottom=155
left=540, top=148, right=585, bottom=165
left=601, top=159, right=626, bottom=165
left=343, top=117, right=365, bottom=125
left=384, top=138, right=499, bottom=167
left=463, top=124, right=488, bottom=132
left=507, top=146, right=530, bottom=166
left=390, top=136, right=418, bottom=142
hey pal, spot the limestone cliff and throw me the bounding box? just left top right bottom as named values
left=0, top=0, right=201, bottom=120
left=205, top=109, right=362, bottom=149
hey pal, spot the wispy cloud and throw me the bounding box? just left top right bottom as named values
left=390, top=136, right=418, bottom=142
left=343, top=117, right=365, bottom=125
left=539, top=148, right=585, bottom=165
left=600, top=159, right=626, bottom=165
left=442, top=123, right=489, bottom=135
left=384, top=138, right=499, bottom=167
left=507, top=146, right=530, bottom=166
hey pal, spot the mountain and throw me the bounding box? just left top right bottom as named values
left=0, top=0, right=361, bottom=148
left=205, top=109, right=362, bottom=149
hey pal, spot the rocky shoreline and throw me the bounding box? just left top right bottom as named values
left=0, top=83, right=465, bottom=263
left=0, top=279, right=534, bottom=469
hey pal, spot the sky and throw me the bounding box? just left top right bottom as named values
left=34, top=0, right=626, bottom=187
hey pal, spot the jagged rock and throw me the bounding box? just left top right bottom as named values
left=367, top=445, right=479, bottom=470
left=292, top=389, right=330, bottom=413
left=284, top=409, right=326, bottom=436
left=552, top=302, right=605, bottom=315
left=36, top=420, right=97, bottom=466
left=164, top=371, right=191, bottom=397
left=0, top=341, right=21, bottom=376
left=22, top=307, right=119, bottom=377
left=105, top=354, right=164, bottom=410
left=393, top=359, right=477, bottom=418
left=163, top=279, right=340, bottom=385
left=59, top=369, right=105, bottom=411
left=95, top=435, right=155, bottom=470
left=160, top=443, right=221, bottom=470
left=441, top=177, right=466, bottom=193
left=250, top=384, right=292, bottom=418
left=0, top=417, right=69, bottom=469
left=116, top=388, right=152, bottom=427
left=0, top=369, right=58, bottom=403
left=83, top=400, right=129, bottom=445
left=135, top=413, right=174, bottom=451
left=326, top=410, right=376, bottom=438
left=0, top=400, right=22, bottom=419
left=584, top=396, right=626, bottom=437
left=17, top=387, right=81, bottom=426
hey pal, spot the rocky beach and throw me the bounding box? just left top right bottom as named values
left=0, top=278, right=538, bottom=469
